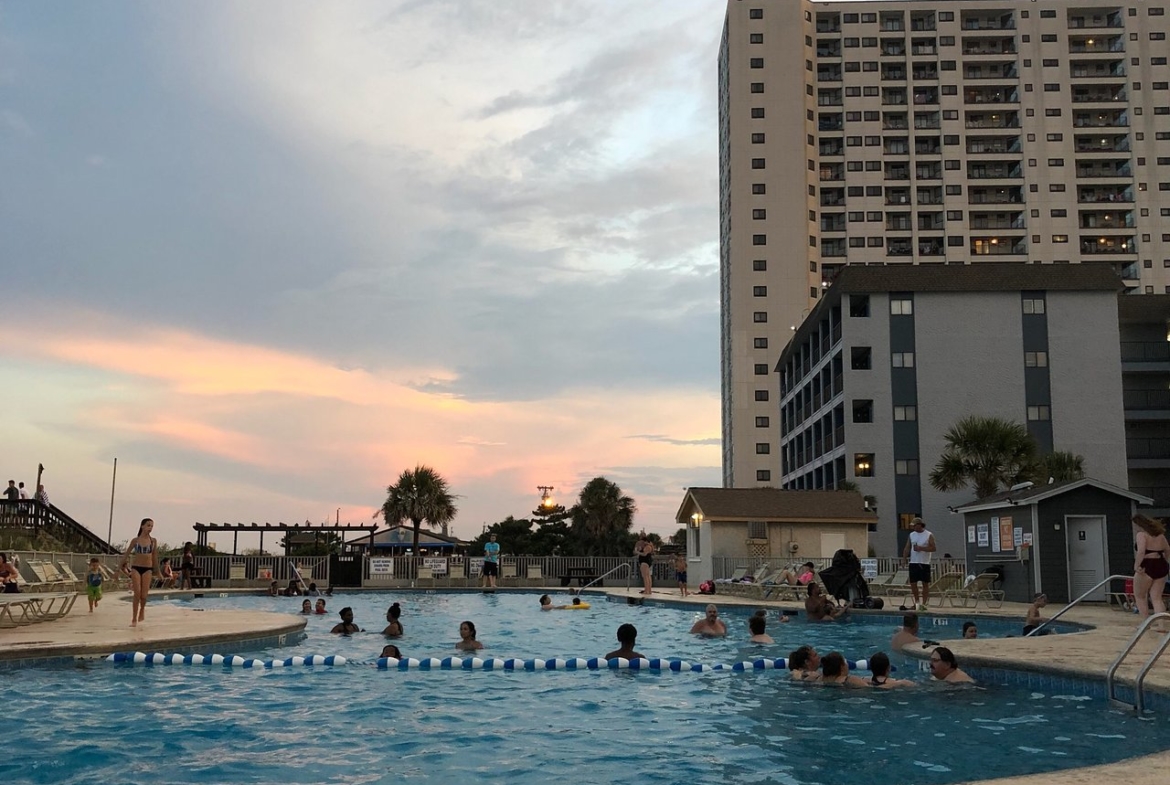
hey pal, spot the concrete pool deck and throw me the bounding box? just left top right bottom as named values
left=0, top=590, right=305, bottom=662
left=2, top=584, right=1167, bottom=785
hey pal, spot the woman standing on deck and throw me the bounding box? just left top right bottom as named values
left=634, top=532, right=655, bottom=595
left=1133, top=514, right=1169, bottom=620
left=121, top=518, right=158, bottom=627
left=179, top=542, right=195, bottom=590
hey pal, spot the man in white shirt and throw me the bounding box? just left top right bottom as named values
left=902, top=517, right=936, bottom=611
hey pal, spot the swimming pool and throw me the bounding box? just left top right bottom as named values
left=5, top=591, right=1167, bottom=785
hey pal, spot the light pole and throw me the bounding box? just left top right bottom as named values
left=537, top=485, right=555, bottom=509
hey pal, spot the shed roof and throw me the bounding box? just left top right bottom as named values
left=676, top=488, right=876, bottom=524
left=952, top=477, right=1152, bottom=513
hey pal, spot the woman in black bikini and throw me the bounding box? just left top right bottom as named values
left=179, top=542, right=195, bottom=590
left=1133, top=514, right=1170, bottom=620
left=121, top=518, right=158, bottom=627
left=634, top=532, right=654, bottom=595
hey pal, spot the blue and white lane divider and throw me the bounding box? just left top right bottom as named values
left=106, top=652, right=346, bottom=667
left=105, top=652, right=877, bottom=672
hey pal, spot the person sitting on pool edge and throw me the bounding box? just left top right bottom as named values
left=821, top=651, right=869, bottom=688
left=962, top=621, right=978, bottom=639
left=787, top=645, right=821, bottom=681
left=330, top=607, right=361, bottom=635
left=804, top=583, right=847, bottom=622
left=929, top=646, right=974, bottom=684
left=1023, top=593, right=1048, bottom=636
left=868, top=652, right=915, bottom=689
left=748, top=614, right=774, bottom=644
left=604, top=623, right=645, bottom=660
left=456, top=620, right=484, bottom=651
left=690, top=604, right=728, bottom=636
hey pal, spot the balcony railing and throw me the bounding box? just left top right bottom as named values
left=966, top=116, right=1020, bottom=129
left=1078, top=189, right=1133, bottom=203
left=1071, top=90, right=1127, bottom=103
left=965, top=90, right=1019, bottom=105
left=1125, top=390, right=1170, bottom=410
left=1081, top=237, right=1137, bottom=254
left=1127, top=438, right=1170, bottom=458
left=971, top=239, right=1027, bottom=255
left=963, top=42, right=1017, bottom=55
left=1076, top=165, right=1132, bottom=178
left=970, top=216, right=1026, bottom=229
left=965, top=67, right=1018, bottom=80
left=967, top=138, right=1021, bottom=154
left=1069, top=37, right=1125, bottom=54
left=962, top=17, right=1016, bottom=31
left=969, top=166, right=1023, bottom=179
left=1122, top=341, right=1170, bottom=362
left=882, top=42, right=907, bottom=56
left=1080, top=211, right=1134, bottom=228
left=969, top=190, right=1024, bottom=204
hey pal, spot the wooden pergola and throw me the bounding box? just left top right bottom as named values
left=192, top=522, right=380, bottom=555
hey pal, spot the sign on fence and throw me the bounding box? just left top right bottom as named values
left=860, top=558, right=878, bottom=580
left=370, top=558, right=394, bottom=577
left=468, top=558, right=484, bottom=577
left=423, top=557, right=448, bottom=576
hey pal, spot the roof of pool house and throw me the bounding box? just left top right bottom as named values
left=676, top=487, right=877, bottom=524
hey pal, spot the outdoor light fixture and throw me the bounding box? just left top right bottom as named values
left=690, top=512, right=704, bottom=528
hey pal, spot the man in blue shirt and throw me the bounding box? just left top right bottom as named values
left=482, top=534, right=500, bottom=589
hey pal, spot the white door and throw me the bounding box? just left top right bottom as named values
left=1066, top=516, right=1108, bottom=601
left=820, top=532, right=847, bottom=559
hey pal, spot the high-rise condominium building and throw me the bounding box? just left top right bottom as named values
left=719, top=0, right=1170, bottom=488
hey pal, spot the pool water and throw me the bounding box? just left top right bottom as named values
left=4, top=591, right=1166, bottom=785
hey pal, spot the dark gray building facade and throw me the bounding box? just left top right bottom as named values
left=777, top=263, right=1129, bottom=556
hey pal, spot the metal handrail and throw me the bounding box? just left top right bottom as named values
left=1106, top=611, right=1170, bottom=712
left=577, top=561, right=635, bottom=594
left=1025, top=574, right=1130, bottom=636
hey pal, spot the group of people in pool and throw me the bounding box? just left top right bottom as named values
left=313, top=596, right=973, bottom=684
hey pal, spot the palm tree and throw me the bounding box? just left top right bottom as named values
left=569, top=477, right=636, bottom=557
left=929, top=416, right=1038, bottom=499
left=381, top=465, right=458, bottom=557
left=1038, top=450, right=1086, bottom=484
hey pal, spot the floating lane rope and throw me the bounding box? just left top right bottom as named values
left=104, top=652, right=879, bottom=672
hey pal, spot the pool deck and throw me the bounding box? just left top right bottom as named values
left=0, top=590, right=305, bottom=662
left=2, top=585, right=1167, bottom=784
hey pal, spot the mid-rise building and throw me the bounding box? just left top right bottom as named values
left=776, top=263, right=1128, bottom=554
left=719, top=0, right=1170, bottom=487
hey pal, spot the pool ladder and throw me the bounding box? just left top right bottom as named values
left=1106, top=611, right=1170, bottom=713
left=1025, top=573, right=1129, bottom=637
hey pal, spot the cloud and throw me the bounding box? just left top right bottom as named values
left=627, top=434, right=722, bottom=447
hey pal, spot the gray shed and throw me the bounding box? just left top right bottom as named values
left=953, top=478, right=1151, bottom=604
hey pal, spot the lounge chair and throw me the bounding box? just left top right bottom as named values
left=26, top=560, right=71, bottom=592
left=715, top=567, right=749, bottom=585
left=949, top=572, right=1005, bottom=608
left=54, top=561, right=87, bottom=591
left=873, top=569, right=909, bottom=597
left=0, top=596, right=40, bottom=627
left=901, top=572, right=964, bottom=608
left=721, top=564, right=771, bottom=596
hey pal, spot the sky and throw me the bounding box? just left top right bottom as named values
left=0, top=1, right=725, bottom=549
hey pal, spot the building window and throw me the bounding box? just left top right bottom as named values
left=895, top=459, right=920, bottom=475
left=750, top=58, right=764, bottom=69
left=752, top=209, right=767, bottom=220
left=753, top=311, right=768, bottom=323
left=754, top=337, right=768, bottom=349
left=751, top=133, right=766, bottom=144
left=893, top=405, right=917, bottom=421
left=890, top=297, right=913, bottom=315
left=851, top=347, right=873, bottom=370
left=1027, top=405, right=1051, bottom=421
left=753, top=235, right=767, bottom=245
left=754, top=390, right=769, bottom=402
left=1025, top=351, right=1048, bottom=368
left=751, top=158, right=766, bottom=169
left=755, top=416, right=770, bottom=428
left=752, top=183, right=766, bottom=194
left=756, top=443, right=771, bottom=455
left=756, top=470, right=771, bottom=482
left=754, top=363, right=769, bottom=375
left=854, top=453, right=875, bottom=477
left=753, top=259, right=767, bottom=271
left=892, top=352, right=915, bottom=368
left=850, top=295, right=870, bottom=317
left=750, top=33, right=763, bottom=43
left=1022, top=298, right=1045, bottom=314
left=853, top=400, right=874, bottom=423
left=751, top=83, right=764, bottom=93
